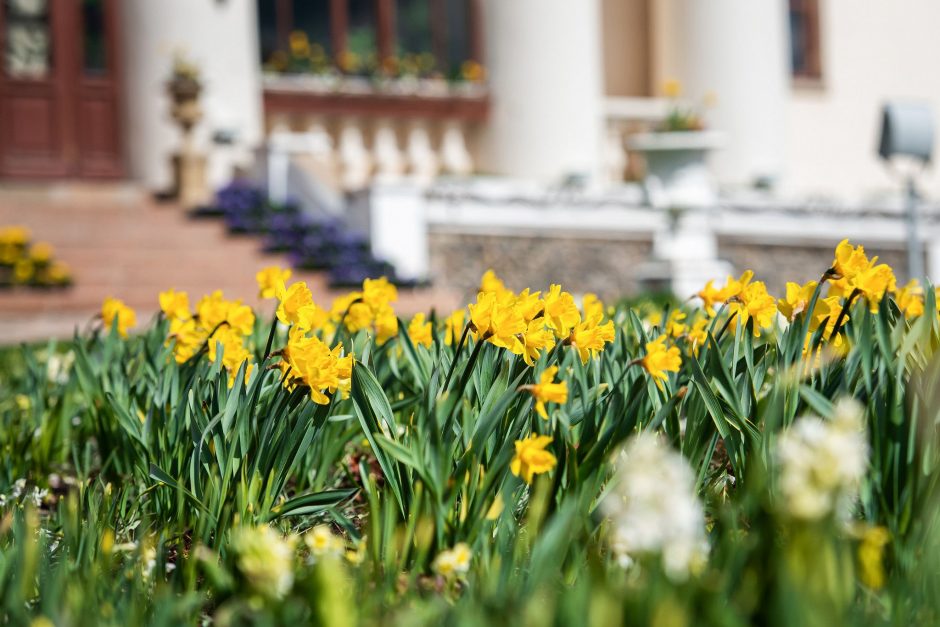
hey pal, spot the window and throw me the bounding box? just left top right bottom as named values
left=258, top=0, right=482, bottom=78
left=789, top=0, right=821, bottom=80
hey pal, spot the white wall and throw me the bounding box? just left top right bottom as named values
left=480, top=0, right=605, bottom=183
left=786, top=0, right=940, bottom=201
left=120, top=0, right=264, bottom=192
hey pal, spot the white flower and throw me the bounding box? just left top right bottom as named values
left=231, top=525, right=297, bottom=599
left=775, top=398, right=868, bottom=520
left=46, top=351, right=74, bottom=384
left=432, top=543, right=472, bottom=577
left=601, top=433, right=707, bottom=581
left=303, top=525, right=344, bottom=558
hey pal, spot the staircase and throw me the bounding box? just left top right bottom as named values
left=0, top=183, right=458, bottom=343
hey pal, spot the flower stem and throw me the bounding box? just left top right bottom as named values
left=262, top=303, right=279, bottom=362
left=829, top=288, right=861, bottom=340
left=441, top=322, right=471, bottom=393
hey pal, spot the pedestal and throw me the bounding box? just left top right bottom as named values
left=172, top=152, right=210, bottom=207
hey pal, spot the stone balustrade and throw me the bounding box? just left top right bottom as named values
left=262, top=77, right=487, bottom=193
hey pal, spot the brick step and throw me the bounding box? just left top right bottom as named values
left=0, top=185, right=456, bottom=343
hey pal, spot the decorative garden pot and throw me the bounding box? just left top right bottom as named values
left=167, top=76, right=209, bottom=207
left=626, top=130, right=724, bottom=209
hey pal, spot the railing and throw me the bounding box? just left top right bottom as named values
left=262, top=74, right=488, bottom=192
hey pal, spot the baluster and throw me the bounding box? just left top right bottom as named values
left=406, top=120, right=439, bottom=184
left=440, top=120, right=473, bottom=176
left=338, top=118, right=372, bottom=191
left=373, top=118, right=406, bottom=180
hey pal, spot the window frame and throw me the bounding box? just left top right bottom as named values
left=267, top=0, right=484, bottom=70
left=789, top=0, right=822, bottom=82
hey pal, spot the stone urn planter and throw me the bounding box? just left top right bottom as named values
left=626, top=130, right=724, bottom=209
left=627, top=130, right=730, bottom=298
left=167, top=73, right=209, bottom=208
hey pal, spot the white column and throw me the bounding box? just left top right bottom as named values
left=480, top=0, right=604, bottom=183
left=120, top=0, right=264, bottom=191
left=665, top=0, right=789, bottom=187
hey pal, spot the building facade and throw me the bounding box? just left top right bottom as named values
left=2, top=0, right=939, bottom=296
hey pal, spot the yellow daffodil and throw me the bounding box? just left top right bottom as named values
left=514, top=288, right=544, bottom=322
left=13, top=259, right=33, bottom=283
left=895, top=279, right=924, bottom=318
left=362, top=276, right=398, bottom=309
left=408, top=312, right=433, bottom=348
left=329, top=277, right=400, bottom=344
left=510, top=434, right=557, bottom=483
left=778, top=281, right=818, bottom=322
left=195, top=290, right=233, bottom=331
left=827, top=239, right=897, bottom=312
left=664, top=309, right=688, bottom=337
left=686, top=315, right=709, bottom=353
left=479, top=268, right=503, bottom=292
left=581, top=293, right=604, bottom=320
left=696, top=280, right=724, bottom=317
left=568, top=313, right=615, bottom=364
left=279, top=329, right=352, bottom=404
left=101, top=297, right=137, bottom=338
left=697, top=272, right=752, bottom=318
left=159, top=289, right=191, bottom=321
left=29, top=241, right=53, bottom=264
left=662, top=78, right=682, bottom=98
left=168, top=317, right=207, bottom=363
left=468, top=291, right=526, bottom=353
left=857, top=526, right=890, bottom=590
left=853, top=264, right=897, bottom=313
left=207, top=327, right=253, bottom=387
left=523, top=366, right=568, bottom=419
left=543, top=284, right=581, bottom=338
left=256, top=265, right=292, bottom=299
left=276, top=281, right=315, bottom=327
left=641, top=334, right=681, bottom=387
left=443, top=309, right=465, bottom=345
left=520, top=318, right=556, bottom=366
left=729, top=280, right=777, bottom=337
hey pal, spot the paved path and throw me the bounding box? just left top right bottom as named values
left=0, top=183, right=460, bottom=344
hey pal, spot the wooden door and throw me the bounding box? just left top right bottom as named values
left=0, top=0, right=123, bottom=179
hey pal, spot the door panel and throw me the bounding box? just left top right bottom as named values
left=0, top=0, right=123, bottom=179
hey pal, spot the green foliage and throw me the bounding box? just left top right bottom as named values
left=0, top=277, right=939, bottom=625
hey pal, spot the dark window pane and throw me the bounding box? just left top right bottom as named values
left=789, top=10, right=806, bottom=75
left=258, top=0, right=278, bottom=64
left=82, top=0, right=107, bottom=74
left=345, top=0, right=377, bottom=74
left=444, top=0, right=471, bottom=75
left=292, top=0, right=331, bottom=51
left=397, top=0, right=432, bottom=55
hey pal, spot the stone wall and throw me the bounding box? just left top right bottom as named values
left=428, top=230, right=653, bottom=302
left=717, top=237, right=915, bottom=295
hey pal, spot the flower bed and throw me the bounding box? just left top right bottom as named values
left=1, top=241, right=939, bottom=625
left=0, top=225, right=72, bottom=289
left=191, top=181, right=413, bottom=288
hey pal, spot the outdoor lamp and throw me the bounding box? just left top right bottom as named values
left=878, top=102, right=933, bottom=163
left=877, top=101, right=934, bottom=281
